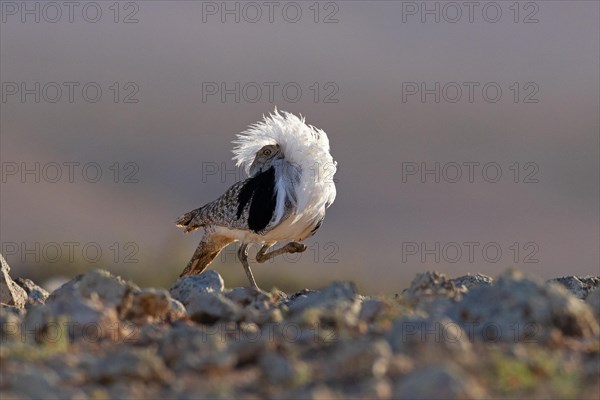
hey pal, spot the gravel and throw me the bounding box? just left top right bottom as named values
left=1, top=257, right=598, bottom=399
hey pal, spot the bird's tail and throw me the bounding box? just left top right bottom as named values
left=179, top=234, right=235, bottom=277
left=175, top=208, right=203, bottom=233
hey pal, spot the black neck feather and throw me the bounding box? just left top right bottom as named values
left=237, top=167, right=277, bottom=233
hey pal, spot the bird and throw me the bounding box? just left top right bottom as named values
left=176, top=109, right=337, bottom=290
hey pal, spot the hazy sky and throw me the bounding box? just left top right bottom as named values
left=1, top=1, right=598, bottom=293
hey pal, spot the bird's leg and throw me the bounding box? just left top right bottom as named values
left=180, top=234, right=234, bottom=277
left=237, top=243, right=260, bottom=290
left=255, top=242, right=307, bottom=263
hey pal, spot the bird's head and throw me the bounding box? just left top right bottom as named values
left=249, top=144, right=283, bottom=176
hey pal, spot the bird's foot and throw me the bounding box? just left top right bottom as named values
left=284, top=242, right=307, bottom=253
left=256, top=241, right=307, bottom=264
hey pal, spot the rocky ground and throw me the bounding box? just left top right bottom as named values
left=1, top=253, right=599, bottom=399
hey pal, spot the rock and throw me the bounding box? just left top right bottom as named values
left=394, top=363, right=486, bottom=399
left=285, top=282, right=362, bottom=329
left=21, top=269, right=141, bottom=342
left=169, top=298, right=188, bottom=321
left=3, top=266, right=600, bottom=398
left=352, top=378, right=393, bottom=400
left=157, top=322, right=234, bottom=372
left=21, top=297, right=122, bottom=343
left=0, top=254, right=28, bottom=308
left=446, top=269, right=600, bottom=342
left=359, top=298, right=389, bottom=322
left=48, top=269, right=138, bottom=308
left=225, top=287, right=283, bottom=325
left=326, top=339, right=392, bottom=381
left=169, top=271, right=225, bottom=306
left=8, top=367, right=63, bottom=399
left=186, top=293, right=242, bottom=324
left=100, top=382, right=162, bottom=400
left=387, top=354, right=416, bottom=377
left=19, top=304, right=52, bottom=342
left=287, top=385, right=343, bottom=400
left=21, top=269, right=184, bottom=342
left=88, top=348, right=173, bottom=383
left=282, top=283, right=362, bottom=335
left=260, top=351, right=311, bottom=386
left=15, top=277, right=49, bottom=305
left=133, top=321, right=171, bottom=347
left=549, top=276, right=600, bottom=299
left=225, top=325, right=268, bottom=364
left=450, top=273, right=493, bottom=290
left=121, top=288, right=173, bottom=324
left=286, top=282, right=359, bottom=314
left=0, top=307, right=23, bottom=341
left=43, top=352, right=95, bottom=384
left=400, top=272, right=472, bottom=318
left=586, top=288, right=600, bottom=322
left=402, top=271, right=466, bottom=304
left=119, top=287, right=186, bottom=323
left=225, top=286, right=272, bottom=310
left=387, top=316, right=472, bottom=355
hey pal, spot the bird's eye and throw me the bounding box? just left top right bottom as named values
left=263, top=149, right=272, bottom=156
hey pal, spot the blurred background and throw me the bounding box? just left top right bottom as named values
left=1, top=1, right=598, bottom=294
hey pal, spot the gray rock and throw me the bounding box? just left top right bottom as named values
left=88, top=348, right=173, bottom=383
left=402, top=271, right=466, bottom=305
left=48, top=269, right=138, bottom=308
left=99, top=381, right=162, bottom=400
left=119, top=287, right=187, bottom=323
left=387, top=354, right=416, bottom=377
left=359, top=298, right=390, bottom=322
left=287, top=385, right=343, bottom=400
left=586, top=288, right=600, bottom=322
left=0, top=307, right=23, bottom=341
left=8, top=367, right=63, bottom=400
left=225, top=286, right=271, bottom=309
left=225, top=287, right=283, bottom=325
left=354, top=378, right=393, bottom=400
left=16, top=269, right=204, bottom=343
left=286, top=282, right=358, bottom=313
left=21, top=269, right=140, bottom=342
left=260, top=351, right=310, bottom=386
left=169, top=298, right=187, bottom=321
left=5, top=265, right=600, bottom=398
left=326, top=339, right=392, bottom=381
left=21, top=297, right=121, bottom=343
left=387, top=316, right=472, bottom=354
left=225, top=326, right=268, bottom=364
left=286, top=282, right=361, bottom=320
left=394, top=363, right=486, bottom=399
left=283, top=283, right=362, bottom=333
left=121, top=288, right=172, bottom=323
left=169, top=271, right=225, bottom=306
left=450, top=273, right=493, bottom=290
left=20, top=304, right=52, bottom=343
left=186, top=292, right=242, bottom=324
left=157, top=322, right=234, bottom=372
left=550, top=276, right=600, bottom=299
left=446, top=269, right=600, bottom=342
left=133, top=321, right=170, bottom=346
left=15, top=277, right=49, bottom=305
left=0, top=254, right=27, bottom=308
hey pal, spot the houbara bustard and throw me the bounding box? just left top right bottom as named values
left=176, top=110, right=337, bottom=290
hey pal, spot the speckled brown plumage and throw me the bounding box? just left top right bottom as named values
left=176, top=180, right=251, bottom=233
